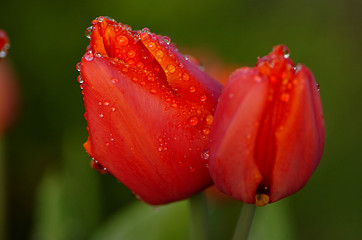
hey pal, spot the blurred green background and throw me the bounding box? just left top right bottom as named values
left=1, top=0, right=361, bottom=239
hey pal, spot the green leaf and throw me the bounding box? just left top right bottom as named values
left=90, top=200, right=189, bottom=240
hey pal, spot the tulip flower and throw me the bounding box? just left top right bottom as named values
left=209, top=45, right=325, bottom=206
left=78, top=17, right=222, bottom=205
left=0, top=30, right=9, bottom=59
left=0, top=30, right=17, bottom=135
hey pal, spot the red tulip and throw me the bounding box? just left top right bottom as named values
left=209, top=45, right=325, bottom=206
left=0, top=30, right=17, bottom=135
left=78, top=17, right=222, bottom=205
left=0, top=29, right=9, bottom=59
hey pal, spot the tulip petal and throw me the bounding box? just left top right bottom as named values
left=81, top=56, right=212, bottom=204
left=270, top=65, right=325, bottom=202
left=141, top=35, right=222, bottom=112
left=209, top=68, right=269, bottom=204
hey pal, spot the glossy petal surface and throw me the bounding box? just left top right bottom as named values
left=209, top=46, right=325, bottom=205
left=80, top=17, right=222, bottom=204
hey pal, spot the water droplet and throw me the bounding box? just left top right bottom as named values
left=142, top=27, right=151, bottom=33
left=99, top=113, right=104, bottom=118
left=111, top=78, right=118, bottom=84
left=162, top=36, right=171, bottom=44
left=111, top=107, right=116, bottom=112
left=117, top=35, right=129, bottom=46
left=189, top=166, right=196, bottom=173
left=282, top=46, right=290, bottom=58
left=188, top=116, right=198, bottom=126
left=205, top=115, right=214, bottom=125
left=76, top=62, right=81, bottom=72
left=150, top=89, right=157, bottom=94
left=158, top=147, right=163, bottom=152
left=202, top=127, right=210, bottom=135
left=96, top=16, right=104, bottom=22
left=200, top=95, right=207, bottom=102
left=156, top=50, right=164, bottom=58
left=140, top=81, right=146, bottom=86
left=84, top=51, right=94, bottom=61
left=171, top=103, right=178, bottom=108
left=85, top=26, right=93, bottom=39
left=77, top=75, right=83, bottom=84
left=167, top=65, right=176, bottom=73
left=104, top=101, right=110, bottom=106
left=127, top=50, right=136, bottom=58
left=148, top=42, right=156, bottom=49
left=136, top=62, right=144, bottom=69
left=317, top=83, right=320, bottom=92
left=189, top=86, right=196, bottom=93
left=201, top=149, right=210, bottom=160
left=140, top=32, right=149, bottom=40
left=181, top=73, right=190, bottom=81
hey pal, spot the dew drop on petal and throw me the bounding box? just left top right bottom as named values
left=200, top=95, right=207, bottom=102
left=189, top=86, right=196, bottom=93
left=127, top=50, right=136, bottom=58
left=282, top=46, right=290, bottom=58
left=77, top=75, right=83, bottom=84
left=104, top=101, right=110, bottom=106
left=150, top=89, right=157, bottom=94
left=201, top=149, right=210, bottom=160
left=76, top=62, right=81, bottom=72
left=84, top=51, right=94, bottom=61
left=117, top=35, right=129, bottom=46
left=167, top=65, right=176, bottom=73
left=162, top=36, right=171, bottom=44
left=85, top=26, right=93, bottom=39
left=111, top=78, right=118, bottom=84
left=99, top=113, right=104, bottom=118
left=148, top=42, right=156, bottom=49
left=205, top=115, right=214, bottom=125
left=156, top=50, right=164, bottom=58
left=189, top=166, right=196, bottom=173
left=140, top=32, right=149, bottom=40
left=188, top=116, right=199, bottom=126
left=182, top=73, right=190, bottom=81
left=136, top=62, right=144, bottom=69
left=202, top=127, right=210, bottom=135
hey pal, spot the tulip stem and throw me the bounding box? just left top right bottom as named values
left=189, top=192, right=210, bottom=240
left=232, top=203, right=256, bottom=240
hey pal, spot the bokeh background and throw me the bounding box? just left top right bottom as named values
left=1, top=0, right=361, bottom=239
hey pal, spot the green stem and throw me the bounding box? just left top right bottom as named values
left=189, top=192, right=210, bottom=240
left=0, top=138, right=6, bottom=240
left=232, top=203, right=256, bottom=240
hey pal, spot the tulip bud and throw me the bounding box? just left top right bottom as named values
left=209, top=45, right=325, bottom=206
left=78, top=17, right=222, bottom=205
